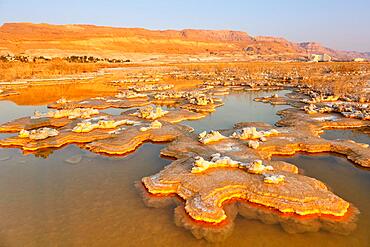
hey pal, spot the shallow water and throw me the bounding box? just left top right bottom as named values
left=0, top=100, right=47, bottom=123
left=321, top=128, right=370, bottom=145
left=183, top=90, right=289, bottom=133
left=0, top=91, right=369, bottom=246
left=100, top=107, right=125, bottom=115
left=273, top=153, right=370, bottom=247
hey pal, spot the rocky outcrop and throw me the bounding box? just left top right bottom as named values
left=72, top=118, right=137, bottom=133
left=84, top=122, right=191, bottom=155
left=115, top=90, right=148, bottom=99
left=198, top=130, right=226, bottom=144
left=48, top=96, right=150, bottom=110
left=18, top=127, right=59, bottom=140
left=33, top=108, right=99, bottom=119
left=0, top=116, right=71, bottom=132
left=231, top=126, right=279, bottom=140
left=129, top=106, right=169, bottom=120
left=303, top=102, right=370, bottom=120
left=143, top=157, right=351, bottom=223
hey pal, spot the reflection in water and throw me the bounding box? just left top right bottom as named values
left=321, top=128, right=370, bottom=145
left=0, top=91, right=369, bottom=246
left=0, top=144, right=189, bottom=247
left=138, top=181, right=359, bottom=243
left=183, top=90, right=289, bottom=133
left=273, top=153, right=370, bottom=247
left=4, top=82, right=118, bottom=105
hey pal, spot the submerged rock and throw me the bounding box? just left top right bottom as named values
left=0, top=155, right=11, bottom=161
left=65, top=154, right=83, bottom=164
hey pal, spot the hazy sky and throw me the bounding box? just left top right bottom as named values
left=0, top=0, right=369, bottom=52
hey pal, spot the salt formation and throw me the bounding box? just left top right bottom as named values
left=247, top=140, right=260, bottom=149
left=18, top=127, right=59, bottom=140
left=302, top=94, right=340, bottom=104
left=198, top=130, right=226, bottom=144
left=105, top=99, right=123, bottom=103
left=139, top=120, right=162, bottom=132
left=189, top=94, right=214, bottom=105
left=130, top=106, right=169, bottom=120
left=303, top=104, right=333, bottom=114
left=72, top=122, right=95, bottom=133
left=154, top=91, right=183, bottom=99
left=56, top=98, right=70, bottom=104
left=129, top=84, right=174, bottom=92
left=115, top=90, right=147, bottom=99
left=192, top=153, right=249, bottom=173
left=247, top=160, right=273, bottom=174
left=231, top=127, right=279, bottom=140
left=263, top=174, right=285, bottom=184
left=33, top=108, right=99, bottom=119
left=72, top=119, right=137, bottom=133
left=143, top=157, right=351, bottom=226
left=333, top=103, right=370, bottom=120
left=91, top=97, right=106, bottom=100
left=303, top=102, right=370, bottom=120
left=107, top=127, right=126, bottom=135
left=191, top=154, right=275, bottom=175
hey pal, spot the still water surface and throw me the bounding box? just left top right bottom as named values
left=321, top=128, right=370, bottom=145
left=0, top=90, right=369, bottom=247
left=183, top=90, right=289, bottom=133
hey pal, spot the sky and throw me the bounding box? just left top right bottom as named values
left=0, top=0, right=369, bottom=52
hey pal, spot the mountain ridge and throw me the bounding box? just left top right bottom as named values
left=0, top=22, right=368, bottom=61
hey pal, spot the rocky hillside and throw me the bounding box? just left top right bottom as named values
left=0, top=23, right=368, bottom=60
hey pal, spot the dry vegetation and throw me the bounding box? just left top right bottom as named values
left=1, top=60, right=369, bottom=99
left=172, top=61, right=370, bottom=96
left=0, top=59, right=122, bottom=82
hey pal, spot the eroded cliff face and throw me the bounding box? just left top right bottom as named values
left=0, top=23, right=368, bottom=60
left=0, top=23, right=252, bottom=56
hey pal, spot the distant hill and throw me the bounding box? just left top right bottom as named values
left=0, top=22, right=368, bottom=61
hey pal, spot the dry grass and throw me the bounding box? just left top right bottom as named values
left=171, top=61, right=370, bottom=96
left=172, top=61, right=369, bottom=74
left=2, top=60, right=369, bottom=98
left=0, top=59, right=122, bottom=82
